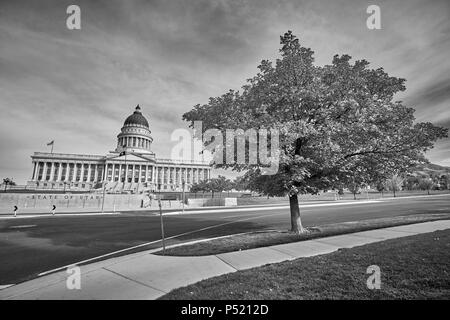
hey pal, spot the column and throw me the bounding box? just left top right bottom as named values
left=48, top=162, right=53, bottom=181
left=42, top=162, right=47, bottom=181
left=57, top=162, right=63, bottom=181
left=86, top=164, right=90, bottom=182
left=94, top=164, right=99, bottom=182
left=31, top=162, right=37, bottom=180
left=71, top=163, right=76, bottom=182
left=103, top=163, right=108, bottom=181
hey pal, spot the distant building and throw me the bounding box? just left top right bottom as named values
left=27, top=105, right=211, bottom=193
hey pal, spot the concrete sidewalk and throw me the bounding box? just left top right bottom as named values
left=1, top=219, right=449, bottom=300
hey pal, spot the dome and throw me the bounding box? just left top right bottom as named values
left=123, top=105, right=149, bottom=128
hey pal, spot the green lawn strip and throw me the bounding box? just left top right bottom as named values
left=153, top=213, right=450, bottom=256
left=159, top=229, right=450, bottom=300
left=236, top=191, right=450, bottom=205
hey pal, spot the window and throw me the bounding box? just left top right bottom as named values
left=141, top=167, right=146, bottom=182
left=90, top=165, right=96, bottom=182
left=75, top=164, right=82, bottom=181
left=97, top=165, right=104, bottom=181
left=45, top=163, right=52, bottom=181
left=83, top=164, right=89, bottom=182
left=68, top=164, right=74, bottom=181
left=53, top=163, right=59, bottom=181
left=37, top=162, right=44, bottom=180
left=114, top=166, right=120, bottom=182
left=61, top=164, right=67, bottom=181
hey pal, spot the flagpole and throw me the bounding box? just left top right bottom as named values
left=51, top=143, right=54, bottom=154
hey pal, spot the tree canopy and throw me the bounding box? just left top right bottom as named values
left=183, top=31, right=448, bottom=232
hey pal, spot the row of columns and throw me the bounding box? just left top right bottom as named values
left=105, top=163, right=209, bottom=185
left=154, top=166, right=209, bottom=185
left=106, top=163, right=152, bottom=183
left=32, top=160, right=211, bottom=186
left=32, top=161, right=104, bottom=183
left=118, top=136, right=151, bottom=150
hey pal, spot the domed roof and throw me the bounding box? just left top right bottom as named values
left=124, top=105, right=149, bottom=128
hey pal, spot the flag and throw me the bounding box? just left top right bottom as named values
left=47, top=140, right=54, bottom=146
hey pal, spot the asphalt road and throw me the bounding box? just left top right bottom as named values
left=0, top=194, right=449, bottom=285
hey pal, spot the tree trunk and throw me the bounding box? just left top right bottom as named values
left=393, top=189, right=396, bottom=197
left=289, top=194, right=306, bottom=234
left=353, top=192, right=356, bottom=200
left=427, top=189, right=430, bottom=195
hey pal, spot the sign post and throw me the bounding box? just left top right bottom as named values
left=182, top=180, right=185, bottom=214
left=101, top=180, right=106, bottom=213
left=158, top=183, right=166, bottom=255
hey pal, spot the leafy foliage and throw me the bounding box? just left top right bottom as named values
left=183, top=31, right=448, bottom=231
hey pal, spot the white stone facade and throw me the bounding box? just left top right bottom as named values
left=27, top=106, right=211, bottom=193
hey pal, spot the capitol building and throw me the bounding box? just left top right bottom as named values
left=27, top=106, right=211, bottom=193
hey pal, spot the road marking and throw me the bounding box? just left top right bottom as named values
left=0, top=212, right=119, bottom=220
left=8, top=225, right=37, bottom=229
left=165, top=200, right=383, bottom=215
left=0, top=284, right=14, bottom=290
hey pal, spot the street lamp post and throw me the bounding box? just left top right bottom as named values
left=182, top=180, right=185, bottom=214
left=101, top=180, right=106, bottom=213
left=158, top=183, right=166, bottom=255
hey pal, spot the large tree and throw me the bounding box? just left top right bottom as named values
left=183, top=31, right=448, bottom=233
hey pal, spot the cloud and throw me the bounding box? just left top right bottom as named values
left=0, top=0, right=449, bottom=183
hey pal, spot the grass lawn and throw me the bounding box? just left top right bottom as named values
left=160, top=229, right=450, bottom=300
left=154, top=213, right=450, bottom=256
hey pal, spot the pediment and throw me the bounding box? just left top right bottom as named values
left=107, top=153, right=154, bottom=163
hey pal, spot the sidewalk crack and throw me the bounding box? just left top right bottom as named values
left=102, top=267, right=167, bottom=294
left=214, top=255, right=238, bottom=271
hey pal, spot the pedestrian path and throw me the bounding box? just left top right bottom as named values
left=1, top=219, right=449, bottom=300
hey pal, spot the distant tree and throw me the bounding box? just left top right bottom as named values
left=440, top=175, right=449, bottom=190
left=189, top=183, right=202, bottom=194
left=2, top=178, right=15, bottom=192
left=347, top=181, right=361, bottom=200
left=418, top=177, right=435, bottom=195
left=375, top=180, right=386, bottom=196
left=190, top=180, right=211, bottom=197
left=233, top=176, right=249, bottom=192
left=197, top=180, right=210, bottom=196
left=404, top=175, right=419, bottom=190
left=208, top=176, right=230, bottom=198
left=182, top=31, right=448, bottom=233
left=385, top=175, right=404, bottom=197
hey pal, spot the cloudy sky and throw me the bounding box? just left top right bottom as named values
left=0, top=0, right=449, bottom=184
